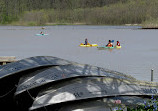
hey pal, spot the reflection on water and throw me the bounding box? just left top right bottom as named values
left=0, top=25, right=158, bottom=82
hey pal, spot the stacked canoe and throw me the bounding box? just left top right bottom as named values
left=0, top=56, right=157, bottom=111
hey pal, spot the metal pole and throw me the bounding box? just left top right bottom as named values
left=151, top=69, right=153, bottom=81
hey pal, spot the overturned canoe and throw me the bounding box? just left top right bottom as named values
left=15, top=63, right=136, bottom=111
left=58, top=96, right=149, bottom=111
left=0, top=56, right=75, bottom=111
left=0, top=56, right=75, bottom=96
left=0, top=56, right=77, bottom=80
left=0, top=56, right=75, bottom=80
left=29, top=77, right=158, bottom=110
left=15, top=63, right=135, bottom=96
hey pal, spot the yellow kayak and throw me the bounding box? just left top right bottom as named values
left=115, top=45, right=122, bottom=49
left=79, top=43, right=98, bottom=47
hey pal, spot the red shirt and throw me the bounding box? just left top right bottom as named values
left=117, top=42, right=120, bottom=46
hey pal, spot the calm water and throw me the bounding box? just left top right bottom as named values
left=0, top=25, right=158, bottom=82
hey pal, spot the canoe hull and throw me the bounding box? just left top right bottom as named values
left=58, top=96, right=148, bottom=111
left=0, top=56, right=75, bottom=111
left=80, top=44, right=98, bottom=47
left=97, top=46, right=114, bottom=49
left=30, top=77, right=158, bottom=110
left=15, top=63, right=135, bottom=96
left=35, top=34, right=48, bottom=36
left=115, top=45, right=122, bottom=49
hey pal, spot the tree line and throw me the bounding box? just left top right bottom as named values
left=0, top=0, right=158, bottom=26
left=0, top=0, right=128, bottom=24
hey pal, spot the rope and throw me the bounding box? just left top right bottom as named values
left=26, top=90, right=35, bottom=100
left=0, top=85, right=17, bottom=98
left=27, top=90, right=48, bottom=111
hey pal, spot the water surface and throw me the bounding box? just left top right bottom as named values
left=0, top=25, right=157, bottom=82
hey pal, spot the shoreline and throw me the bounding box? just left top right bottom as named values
left=0, top=22, right=141, bottom=26
left=0, top=22, right=158, bottom=29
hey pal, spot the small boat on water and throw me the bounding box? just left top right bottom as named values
left=115, top=45, right=122, bottom=49
left=79, top=43, right=98, bottom=47
left=97, top=46, right=114, bottom=49
left=29, top=77, right=158, bottom=110
left=97, top=45, right=122, bottom=50
left=35, top=34, right=48, bottom=36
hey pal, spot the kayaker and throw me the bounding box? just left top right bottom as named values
left=116, top=41, right=120, bottom=46
left=106, top=40, right=113, bottom=47
left=40, top=31, right=44, bottom=35
left=84, top=38, right=88, bottom=45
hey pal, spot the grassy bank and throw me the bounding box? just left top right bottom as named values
left=141, top=19, right=158, bottom=29
left=2, top=0, right=158, bottom=28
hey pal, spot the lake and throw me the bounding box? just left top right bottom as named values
left=0, top=25, right=158, bottom=82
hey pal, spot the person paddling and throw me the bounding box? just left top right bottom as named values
left=106, top=40, right=113, bottom=47
left=116, top=41, right=120, bottom=46
left=84, top=38, right=88, bottom=45
left=40, top=31, right=44, bottom=35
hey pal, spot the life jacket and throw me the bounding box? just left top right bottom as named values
left=108, top=43, right=113, bottom=47
left=117, top=42, right=120, bottom=46
left=85, top=40, right=88, bottom=45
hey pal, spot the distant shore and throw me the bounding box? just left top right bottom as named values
left=141, top=24, right=158, bottom=29
left=1, top=22, right=158, bottom=29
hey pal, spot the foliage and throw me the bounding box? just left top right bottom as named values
left=113, top=95, right=158, bottom=111
left=0, top=0, right=158, bottom=26
left=142, top=18, right=158, bottom=28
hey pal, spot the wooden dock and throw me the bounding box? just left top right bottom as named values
left=0, top=56, right=16, bottom=65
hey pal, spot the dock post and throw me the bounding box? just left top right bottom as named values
left=151, top=69, right=153, bottom=81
